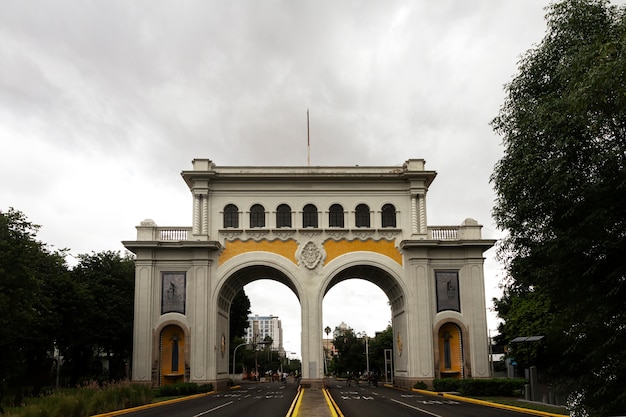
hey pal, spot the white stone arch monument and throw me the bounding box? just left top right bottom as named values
left=123, top=158, right=495, bottom=389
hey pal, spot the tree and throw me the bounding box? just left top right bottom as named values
left=228, top=289, right=251, bottom=374
left=0, top=208, right=69, bottom=403
left=66, top=251, right=135, bottom=383
left=491, top=1, right=626, bottom=414
left=324, top=326, right=331, bottom=338
left=367, top=325, right=393, bottom=374
left=492, top=290, right=559, bottom=375
left=331, top=325, right=365, bottom=376
left=229, top=289, right=251, bottom=341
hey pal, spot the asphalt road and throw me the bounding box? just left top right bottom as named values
left=326, top=381, right=539, bottom=417
left=121, top=381, right=298, bottom=417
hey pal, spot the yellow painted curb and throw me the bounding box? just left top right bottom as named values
left=90, top=391, right=215, bottom=417
left=411, top=389, right=566, bottom=417
left=323, top=388, right=344, bottom=417
left=286, top=386, right=303, bottom=417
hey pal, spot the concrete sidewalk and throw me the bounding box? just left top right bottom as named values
left=296, top=388, right=333, bottom=417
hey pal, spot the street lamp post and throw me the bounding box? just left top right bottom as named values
left=232, top=342, right=249, bottom=382
left=365, top=335, right=369, bottom=374
left=358, top=332, right=370, bottom=374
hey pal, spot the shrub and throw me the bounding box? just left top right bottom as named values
left=155, top=382, right=213, bottom=397
left=433, top=378, right=461, bottom=392
left=413, top=381, right=428, bottom=390
left=1, top=380, right=154, bottom=417
left=459, top=378, right=526, bottom=397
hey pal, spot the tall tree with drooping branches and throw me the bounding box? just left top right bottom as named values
left=491, top=0, right=626, bottom=415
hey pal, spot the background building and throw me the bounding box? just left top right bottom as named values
left=245, top=314, right=284, bottom=355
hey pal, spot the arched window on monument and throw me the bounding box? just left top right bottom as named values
left=303, top=204, right=318, bottom=228
left=355, top=204, right=370, bottom=228
left=329, top=204, right=344, bottom=228
left=250, top=204, right=265, bottom=228
left=276, top=204, right=292, bottom=228
left=381, top=203, right=397, bottom=228
left=223, top=204, right=239, bottom=228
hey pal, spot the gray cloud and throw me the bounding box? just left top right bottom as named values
left=2, top=0, right=564, bottom=358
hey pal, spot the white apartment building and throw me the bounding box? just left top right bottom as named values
left=245, top=314, right=284, bottom=355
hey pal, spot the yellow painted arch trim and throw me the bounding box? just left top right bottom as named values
left=323, top=238, right=402, bottom=265
left=219, top=239, right=298, bottom=265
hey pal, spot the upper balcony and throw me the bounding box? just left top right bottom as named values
left=131, top=219, right=485, bottom=242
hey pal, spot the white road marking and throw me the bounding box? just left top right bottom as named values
left=192, top=401, right=233, bottom=417
left=391, top=398, right=443, bottom=417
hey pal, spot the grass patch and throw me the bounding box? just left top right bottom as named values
left=1, top=381, right=153, bottom=417
left=472, top=396, right=569, bottom=415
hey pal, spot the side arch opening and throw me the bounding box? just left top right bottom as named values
left=216, top=265, right=302, bottom=385
left=322, top=264, right=406, bottom=384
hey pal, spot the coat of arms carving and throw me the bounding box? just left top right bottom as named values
left=299, top=241, right=323, bottom=269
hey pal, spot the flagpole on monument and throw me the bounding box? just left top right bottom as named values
left=307, top=109, right=310, bottom=167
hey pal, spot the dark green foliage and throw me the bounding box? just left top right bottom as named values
left=155, top=382, right=213, bottom=397
left=228, top=290, right=251, bottom=374
left=330, top=324, right=392, bottom=378
left=229, top=289, right=251, bottom=341
left=0, top=208, right=69, bottom=403
left=331, top=326, right=365, bottom=376
left=433, top=378, right=526, bottom=397
left=1, top=382, right=153, bottom=417
left=0, top=208, right=136, bottom=406
left=64, top=251, right=135, bottom=384
left=433, top=378, right=461, bottom=393
left=491, top=1, right=626, bottom=415
left=367, top=325, right=393, bottom=373
left=413, top=381, right=428, bottom=390
left=459, top=379, right=526, bottom=397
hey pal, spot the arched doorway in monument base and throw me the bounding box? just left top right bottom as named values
left=435, top=322, right=466, bottom=379
left=159, top=324, right=187, bottom=386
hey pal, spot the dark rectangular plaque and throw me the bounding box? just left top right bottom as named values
left=435, top=271, right=460, bottom=312
left=162, top=272, right=186, bottom=314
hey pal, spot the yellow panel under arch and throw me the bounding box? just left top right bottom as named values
left=160, top=325, right=185, bottom=386
left=323, top=238, right=402, bottom=265
left=438, top=323, right=463, bottom=379
left=219, top=239, right=299, bottom=265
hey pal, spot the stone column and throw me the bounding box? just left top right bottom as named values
left=466, top=262, right=490, bottom=378
left=201, top=194, right=209, bottom=236
left=192, top=192, right=210, bottom=237
left=193, top=194, right=201, bottom=235
left=132, top=259, right=154, bottom=383
left=189, top=262, right=211, bottom=383
left=411, top=194, right=418, bottom=234
left=418, top=193, right=427, bottom=235
left=413, top=260, right=434, bottom=380
left=299, top=278, right=324, bottom=387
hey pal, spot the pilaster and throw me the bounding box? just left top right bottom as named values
left=132, top=260, right=154, bottom=382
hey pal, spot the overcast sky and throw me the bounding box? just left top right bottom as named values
left=2, top=0, right=569, bottom=359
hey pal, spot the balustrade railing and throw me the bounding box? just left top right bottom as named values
left=158, top=228, right=191, bottom=241
left=428, top=227, right=459, bottom=240
left=148, top=226, right=462, bottom=241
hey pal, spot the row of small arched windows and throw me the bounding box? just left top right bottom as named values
left=223, top=203, right=397, bottom=229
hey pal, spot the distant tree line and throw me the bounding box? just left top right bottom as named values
left=328, top=324, right=392, bottom=378
left=0, top=208, right=135, bottom=406
left=0, top=208, right=257, bottom=408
